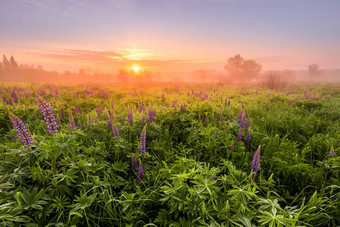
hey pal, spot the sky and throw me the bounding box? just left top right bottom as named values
left=1, top=0, right=340, bottom=73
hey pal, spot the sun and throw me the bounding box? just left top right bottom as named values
left=131, top=65, right=142, bottom=74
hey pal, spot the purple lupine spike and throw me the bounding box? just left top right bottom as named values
left=7, top=108, right=33, bottom=148
left=108, top=119, right=112, bottom=129
left=12, top=91, right=18, bottom=104
left=245, top=129, right=251, bottom=146
left=140, top=126, right=146, bottom=155
left=69, top=110, right=76, bottom=131
left=1, top=179, right=6, bottom=184
left=61, top=108, right=65, bottom=118
left=112, top=124, right=120, bottom=140
left=237, top=110, right=243, bottom=125
left=245, top=117, right=250, bottom=131
left=32, top=87, right=58, bottom=134
left=128, top=108, right=133, bottom=126
left=251, top=146, right=261, bottom=180
left=329, top=146, right=337, bottom=157
left=212, top=129, right=218, bottom=138
left=132, top=155, right=137, bottom=172
left=237, top=127, right=243, bottom=141
left=138, top=161, right=144, bottom=181
left=180, top=103, right=186, bottom=113
left=77, top=120, right=81, bottom=128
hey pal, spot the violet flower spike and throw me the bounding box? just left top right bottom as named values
left=237, top=127, right=243, bottom=141
left=128, top=108, right=133, bottom=126
left=140, top=126, right=147, bottom=155
left=7, top=108, right=33, bottom=147
left=138, top=161, right=144, bottom=181
left=132, top=155, right=138, bottom=172
left=32, top=87, right=58, bottom=134
left=251, top=146, right=261, bottom=180
left=112, top=124, right=120, bottom=140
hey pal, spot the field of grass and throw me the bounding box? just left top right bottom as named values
left=0, top=82, right=339, bottom=226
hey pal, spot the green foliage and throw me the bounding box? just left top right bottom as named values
left=0, top=83, right=339, bottom=226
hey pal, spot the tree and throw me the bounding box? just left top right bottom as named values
left=308, top=64, right=320, bottom=76
left=10, top=56, right=18, bottom=68
left=224, top=54, right=262, bottom=81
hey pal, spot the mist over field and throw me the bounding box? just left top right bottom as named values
left=1, top=0, right=340, bottom=226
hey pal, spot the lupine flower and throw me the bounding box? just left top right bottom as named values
left=138, top=161, right=144, bottom=181
left=32, top=87, right=58, bottom=134
left=61, top=109, right=65, bottom=118
left=329, top=146, right=337, bottom=157
left=245, top=129, right=251, bottom=146
left=7, top=108, right=33, bottom=147
left=128, top=108, right=133, bottom=126
left=108, top=119, right=112, bottom=129
left=112, top=124, right=120, bottom=140
left=12, top=91, right=18, bottom=104
left=251, top=146, right=261, bottom=180
left=237, top=127, right=243, bottom=141
left=245, top=117, right=250, bottom=131
left=131, top=155, right=138, bottom=172
left=180, top=103, right=186, bottom=113
left=69, top=110, right=76, bottom=131
left=237, top=110, right=244, bottom=125
left=140, top=126, right=147, bottom=155
left=210, top=174, right=216, bottom=181
left=77, top=120, right=81, bottom=128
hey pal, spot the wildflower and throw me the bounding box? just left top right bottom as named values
left=245, top=117, right=250, bottom=131
left=7, top=108, right=33, bottom=147
left=32, top=87, right=58, bottom=134
left=140, top=126, right=146, bottom=155
left=69, top=110, right=76, bottom=131
left=251, top=146, right=261, bottom=180
left=131, top=155, right=137, bottom=172
left=112, top=124, right=120, bottom=140
left=138, top=161, right=144, bottom=181
left=12, top=91, right=18, bottom=104
left=329, top=146, right=337, bottom=157
left=128, top=108, right=133, bottom=126
left=237, top=127, right=243, bottom=141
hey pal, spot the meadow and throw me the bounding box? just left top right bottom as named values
left=0, top=82, right=339, bottom=226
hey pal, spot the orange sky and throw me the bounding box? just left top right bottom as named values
left=1, top=0, right=340, bottom=73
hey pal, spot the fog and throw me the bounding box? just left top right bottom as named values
left=1, top=55, right=339, bottom=84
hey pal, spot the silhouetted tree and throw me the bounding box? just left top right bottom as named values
left=224, top=54, right=262, bottom=81
left=10, top=56, right=18, bottom=68
left=308, top=64, right=320, bottom=76
left=2, top=55, right=11, bottom=68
